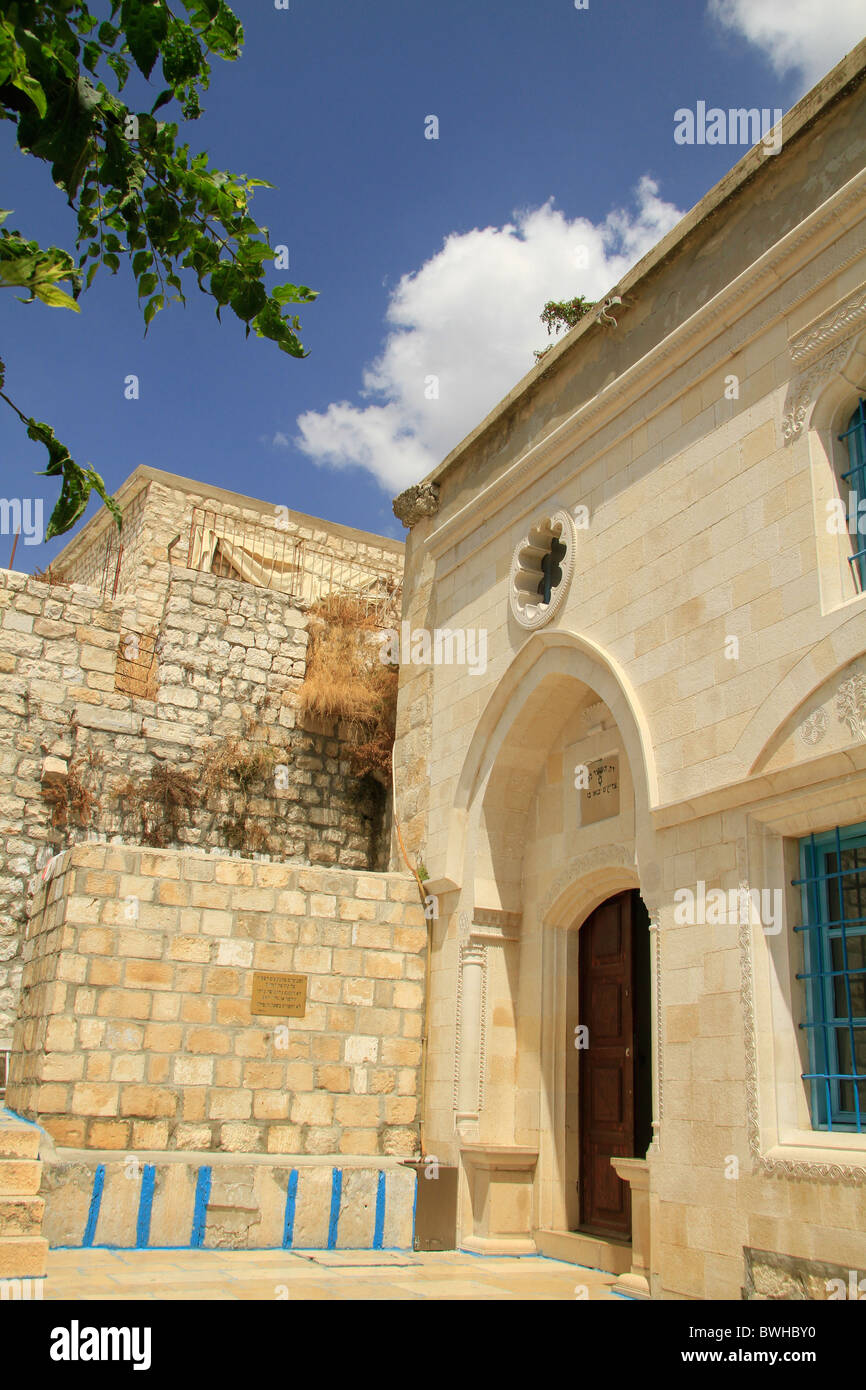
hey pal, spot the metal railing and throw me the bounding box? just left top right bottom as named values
left=185, top=506, right=402, bottom=617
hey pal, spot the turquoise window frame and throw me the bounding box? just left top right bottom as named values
left=839, top=398, right=866, bottom=591
left=793, top=824, right=866, bottom=1132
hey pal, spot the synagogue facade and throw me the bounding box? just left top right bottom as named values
left=391, top=41, right=866, bottom=1299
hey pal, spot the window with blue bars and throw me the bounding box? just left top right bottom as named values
left=840, top=399, right=866, bottom=591
left=793, top=824, right=866, bottom=1132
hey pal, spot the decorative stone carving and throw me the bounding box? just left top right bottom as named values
left=799, top=707, right=828, bottom=745
left=539, top=842, right=636, bottom=922
left=782, top=341, right=854, bottom=444
left=392, top=481, right=440, bottom=528
left=454, top=941, right=487, bottom=1123
left=788, top=282, right=866, bottom=365
left=508, top=508, right=577, bottom=630
left=837, top=673, right=866, bottom=740
left=648, top=915, right=663, bottom=1153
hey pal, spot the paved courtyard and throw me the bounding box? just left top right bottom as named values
left=42, top=1248, right=623, bottom=1300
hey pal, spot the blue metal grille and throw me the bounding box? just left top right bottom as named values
left=793, top=826, right=866, bottom=1131
left=839, top=399, right=866, bottom=591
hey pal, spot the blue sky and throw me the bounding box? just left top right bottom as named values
left=2, top=0, right=864, bottom=568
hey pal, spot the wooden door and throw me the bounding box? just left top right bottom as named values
left=578, top=891, right=635, bottom=1238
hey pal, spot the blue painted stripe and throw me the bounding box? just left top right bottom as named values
left=135, top=1163, right=156, bottom=1249
left=82, top=1163, right=105, bottom=1247
left=190, top=1165, right=212, bottom=1248
left=0, top=1106, right=44, bottom=1130
left=282, top=1169, right=298, bottom=1249
left=372, top=1170, right=386, bottom=1249
left=327, top=1168, right=342, bottom=1249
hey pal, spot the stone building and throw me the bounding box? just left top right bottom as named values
left=0, top=470, right=423, bottom=1270
left=391, top=43, right=866, bottom=1298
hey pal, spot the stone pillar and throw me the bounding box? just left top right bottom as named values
left=455, top=942, right=486, bottom=1140
left=609, top=1157, right=651, bottom=1299
left=647, top=914, right=663, bottom=1155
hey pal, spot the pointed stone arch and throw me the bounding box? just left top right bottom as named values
left=440, top=629, right=657, bottom=892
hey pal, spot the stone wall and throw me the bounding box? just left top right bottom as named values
left=52, top=468, right=405, bottom=623
left=7, top=844, right=425, bottom=1156
left=0, top=565, right=395, bottom=1050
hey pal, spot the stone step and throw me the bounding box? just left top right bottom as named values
left=0, top=1235, right=48, bottom=1280
left=533, top=1227, right=632, bottom=1275
left=0, top=1121, right=40, bottom=1161
left=0, top=1195, right=45, bottom=1237
left=0, top=1160, right=41, bottom=1196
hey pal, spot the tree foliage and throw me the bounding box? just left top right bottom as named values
left=533, top=294, right=595, bottom=363
left=0, top=0, right=317, bottom=540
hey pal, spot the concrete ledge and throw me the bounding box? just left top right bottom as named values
left=40, top=1151, right=417, bottom=1252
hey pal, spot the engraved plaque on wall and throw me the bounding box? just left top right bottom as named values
left=250, top=971, right=308, bottom=1017
left=581, top=755, right=620, bottom=825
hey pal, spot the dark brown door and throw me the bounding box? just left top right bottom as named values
left=578, top=891, right=635, bottom=1238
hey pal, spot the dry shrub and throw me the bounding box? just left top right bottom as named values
left=42, top=748, right=104, bottom=829
left=116, top=764, right=199, bottom=847
left=32, top=565, right=70, bottom=587
left=300, top=595, right=398, bottom=778
left=347, top=663, right=399, bottom=781
left=201, top=725, right=275, bottom=796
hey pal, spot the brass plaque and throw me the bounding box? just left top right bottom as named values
left=581, top=755, right=620, bottom=825
left=250, top=971, right=307, bottom=1018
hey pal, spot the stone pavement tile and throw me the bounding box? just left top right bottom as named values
left=41, top=1248, right=624, bottom=1300
left=294, top=1251, right=418, bottom=1267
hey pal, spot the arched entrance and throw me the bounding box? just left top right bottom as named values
left=569, top=889, right=652, bottom=1238
left=432, top=630, right=660, bottom=1266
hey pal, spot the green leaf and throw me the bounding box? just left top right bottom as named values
left=144, top=292, right=164, bottom=326
left=33, top=284, right=81, bottom=311
left=11, top=72, right=47, bottom=119
left=229, top=278, right=266, bottom=322
left=121, top=0, right=169, bottom=80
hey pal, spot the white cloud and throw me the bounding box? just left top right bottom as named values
left=295, top=177, right=684, bottom=495
left=708, top=0, right=865, bottom=87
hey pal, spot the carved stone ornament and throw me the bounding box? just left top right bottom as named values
left=740, top=917, right=866, bottom=1185
left=782, top=341, right=854, bottom=445
left=392, top=481, right=440, bottom=528
left=508, top=508, right=577, bottom=630
left=799, top=707, right=828, bottom=746
left=788, top=283, right=866, bottom=365
left=837, top=673, right=866, bottom=740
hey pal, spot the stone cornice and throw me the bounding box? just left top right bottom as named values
left=788, top=281, right=866, bottom=364
left=423, top=170, right=866, bottom=563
